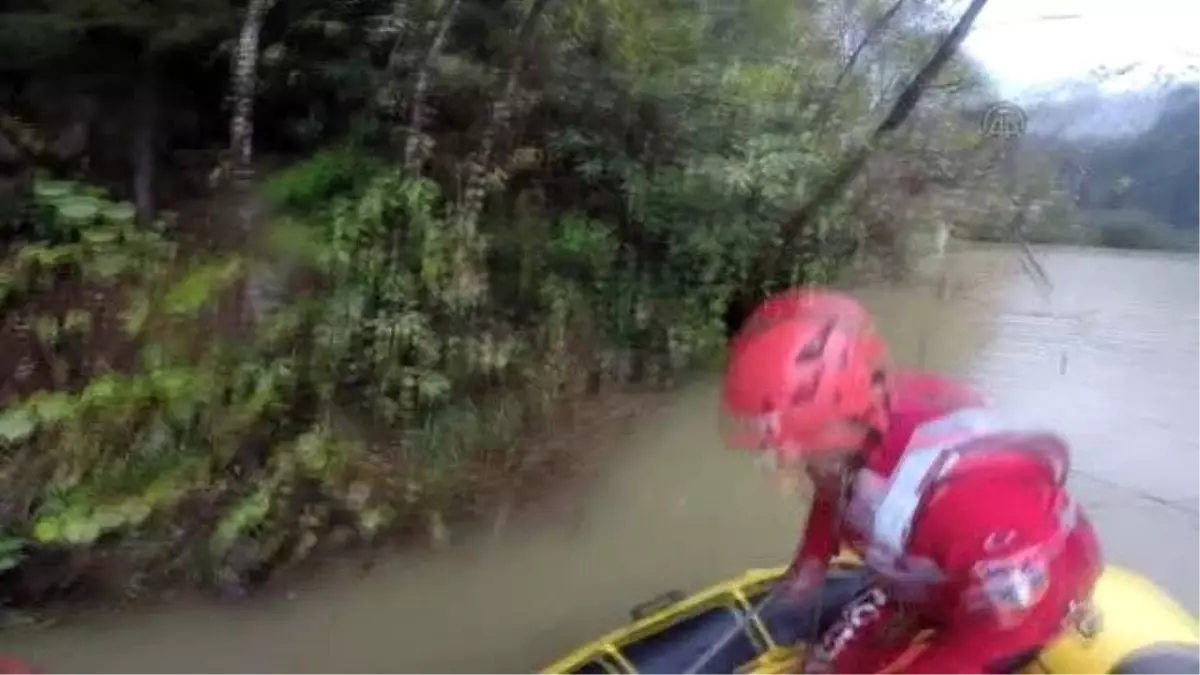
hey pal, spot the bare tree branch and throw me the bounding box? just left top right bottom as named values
left=402, top=0, right=463, bottom=173
left=751, top=0, right=992, bottom=293
left=833, top=0, right=908, bottom=91
left=449, top=0, right=555, bottom=307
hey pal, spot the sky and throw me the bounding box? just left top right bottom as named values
left=961, top=0, right=1200, bottom=99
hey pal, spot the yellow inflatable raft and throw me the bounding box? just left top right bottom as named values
left=544, top=556, right=1199, bottom=674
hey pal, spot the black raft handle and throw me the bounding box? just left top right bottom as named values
left=629, top=589, right=687, bottom=621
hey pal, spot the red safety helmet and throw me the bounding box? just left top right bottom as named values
left=721, top=288, right=892, bottom=464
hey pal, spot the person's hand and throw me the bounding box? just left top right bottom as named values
left=0, top=655, right=41, bottom=674
left=780, top=558, right=827, bottom=606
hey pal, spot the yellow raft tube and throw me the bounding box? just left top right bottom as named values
left=544, top=555, right=1199, bottom=674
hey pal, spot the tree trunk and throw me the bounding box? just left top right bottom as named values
left=229, top=0, right=275, bottom=191
left=449, top=0, right=553, bottom=308
left=402, top=0, right=462, bottom=173
left=132, top=50, right=158, bottom=226
left=384, top=0, right=415, bottom=75
left=229, top=0, right=277, bottom=326
left=0, top=128, right=32, bottom=226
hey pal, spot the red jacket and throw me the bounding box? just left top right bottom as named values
left=792, top=371, right=1103, bottom=672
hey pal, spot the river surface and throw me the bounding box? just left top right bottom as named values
left=1, top=246, right=1196, bottom=673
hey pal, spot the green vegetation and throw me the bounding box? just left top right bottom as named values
left=0, top=0, right=1023, bottom=603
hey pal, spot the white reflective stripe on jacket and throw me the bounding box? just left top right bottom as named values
left=849, top=407, right=1073, bottom=599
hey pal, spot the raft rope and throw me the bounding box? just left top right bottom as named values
left=680, top=584, right=790, bottom=675
left=682, top=472, right=851, bottom=674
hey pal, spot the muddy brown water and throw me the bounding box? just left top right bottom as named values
left=1, top=245, right=1196, bottom=673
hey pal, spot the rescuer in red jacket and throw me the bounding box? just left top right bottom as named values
left=720, top=288, right=1103, bottom=674
left=0, top=656, right=38, bottom=674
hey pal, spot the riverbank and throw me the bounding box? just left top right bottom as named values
left=0, top=382, right=672, bottom=625
left=0, top=246, right=1021, bottom=672
left=0, top=169, right=765, bottom=610
left=0, top=0, right=1061, bottom=622
left=0, top=224, right=988, bottom=616
left=2, top=246, right=1195, bottom=672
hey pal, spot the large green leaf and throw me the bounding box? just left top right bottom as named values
left=0, top=408, right=35, bottom=443
left=33, top=180, right=75, bottom=200
left=53, top=196, right=101, bottom=222
left=0, top=536, right=26, bottom=573
left=101, top=202, right=137, bottom=224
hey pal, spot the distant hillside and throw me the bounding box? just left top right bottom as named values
left=1017, top=83, right=1197, bottom=226
left=1022, top=85, right=1169, bottom=140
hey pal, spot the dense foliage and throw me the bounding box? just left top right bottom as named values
left=0, top=0, right=1036, bottom=603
